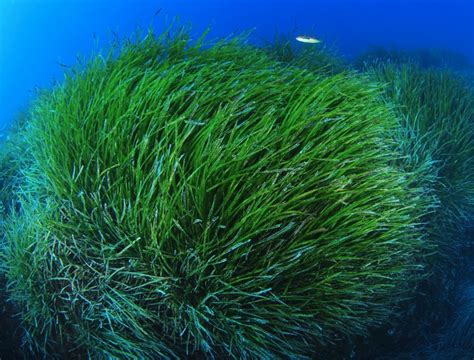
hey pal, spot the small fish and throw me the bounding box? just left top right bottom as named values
left=296, top=35, right=321, bottom=44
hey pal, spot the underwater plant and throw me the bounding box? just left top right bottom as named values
left=0, top=144, right=17, bottom=217
left=442, top=281, right=474, bottom=352
left=370, top=63, right=474, bottom=236
left=0, top=114, right=26, bottom=218
left=355, top=46, right=473, bottom=71
left=347, top=61, right=474, bottom=358
left=1, top=30, right=433, bottom=358
left=0, top=114, right=30, bottom=358
left=372, top=278, right=474, bottom=360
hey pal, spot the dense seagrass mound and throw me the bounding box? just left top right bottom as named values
left=349, top=61, right=474, bottom=357
left=354, top=46, right=473, bottom=71
left=370, top=63, right=474, bottom=232
left=1, top=31, right=431, bottom=358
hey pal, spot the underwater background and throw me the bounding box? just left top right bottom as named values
left=1, top=0, right=474, bottom=129
left=0, top=0, right=473, bottom=359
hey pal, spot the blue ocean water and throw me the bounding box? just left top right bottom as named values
left=1, top=0, right=473, bottom=129
left=0, top=1, right=473, bottom=359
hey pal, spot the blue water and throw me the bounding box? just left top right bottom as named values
left=1, top=0, right=473, bottom=129
left=0, top=1, right=474, bottom=359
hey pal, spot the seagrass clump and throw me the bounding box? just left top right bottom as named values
left=1, top=30, right=431, bottom=358
left=371, top=63, right=474, bottom=235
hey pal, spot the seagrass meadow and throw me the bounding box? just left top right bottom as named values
left=0, top=29, right=472, bottom=359
left=258, top=39, right=474, bottom=358
left=359, top=61, right=474, bottom=358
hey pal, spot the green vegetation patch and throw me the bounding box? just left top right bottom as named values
left=370, top=63, right=474, bottom=235
left=1, top=31, right=431, bottom=358
left=355, top=46, right=473, bottom=71
left=350, top=60, right=474, bottom=358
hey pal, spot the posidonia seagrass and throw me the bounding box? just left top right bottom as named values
left=1, top=29, right=434, bottom=358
